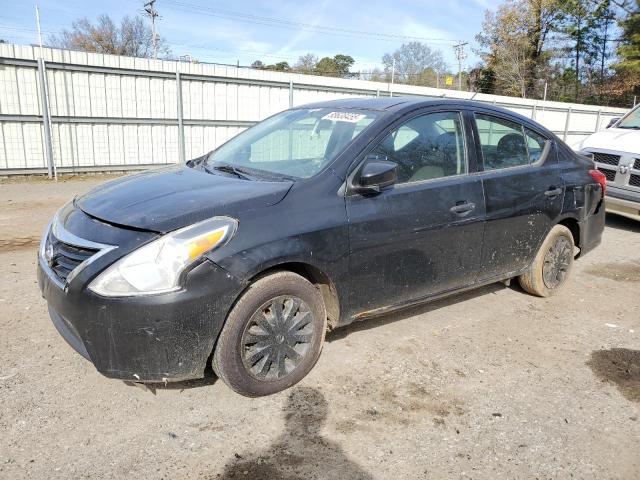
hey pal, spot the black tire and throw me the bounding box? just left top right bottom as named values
left=518, top=224, right=575, bottom=297
left=212, top=271, right=326, bottom=397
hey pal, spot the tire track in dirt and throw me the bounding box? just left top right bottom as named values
left=0, top=237, right=40, bottom=252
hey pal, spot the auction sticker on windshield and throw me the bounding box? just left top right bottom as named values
left=322, top=111, right=367, bottom=123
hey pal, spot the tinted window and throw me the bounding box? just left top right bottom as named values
left=524, top=128, right=549, bottom=163
left=475, top=114, right=529, bottom=170
left=369, top=111, right=467, bottom=184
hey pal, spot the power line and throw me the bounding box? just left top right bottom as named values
left=0, top=22, right=466, bottom=79
left=0, top=29, right=459, bottom=79
left=163, top=0, right=463, bottom=45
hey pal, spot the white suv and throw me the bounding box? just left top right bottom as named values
left=577, top=104, right=640, bottom=221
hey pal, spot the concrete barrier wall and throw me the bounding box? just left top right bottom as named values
left=0, top=43, right=629, bottom=175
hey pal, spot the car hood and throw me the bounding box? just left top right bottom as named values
left=75, top=165, right=293, bottom=232
left=578, top=128, right=640, bottom=156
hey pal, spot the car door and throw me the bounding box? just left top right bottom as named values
left=345, top=109, right=486, bottom=318
left=472, top=111, right=564, bottom=281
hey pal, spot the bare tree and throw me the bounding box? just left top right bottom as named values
left=364, top=67, right=388, bottom=82
left=49, top=14, right=170, bottom=58
left=476, top=3, right=541, bottom=97
left=381, top=42, right=447, bottom=86
left=294, top=53, right=318, bottom=74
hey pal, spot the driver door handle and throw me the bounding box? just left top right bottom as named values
left=450, top=202, right=476, bottom=215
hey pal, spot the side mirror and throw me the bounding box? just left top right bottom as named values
left=606, top=117, right=621, bottom=129
left=357, top=159, right=397, bottom=193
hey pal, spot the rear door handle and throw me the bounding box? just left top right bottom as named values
left=450, top=202, right=476, bottom=215
left=544, top=187, right=563, bottom=198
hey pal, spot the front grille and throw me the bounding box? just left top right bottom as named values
left=592, top=152, right=621, bottom=166
left=598, top=167, right=616, bottom=182
left=630, top=174, right=640, bottom=188
left=634, top=158, right=640, bottom=170
left=46, top=232, right=99, bottom=283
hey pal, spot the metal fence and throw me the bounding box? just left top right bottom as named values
left=0, top=43, right=630, bottom=176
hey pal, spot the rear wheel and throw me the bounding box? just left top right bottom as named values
left=212, top=271, right=326, bottom=397
left=518, top=224, right=575, bottom=297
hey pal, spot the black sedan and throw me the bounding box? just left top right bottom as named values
left=38, top=98, right=606, bottom=397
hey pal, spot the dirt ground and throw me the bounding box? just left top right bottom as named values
left=1, top=175, right=639, bottom=480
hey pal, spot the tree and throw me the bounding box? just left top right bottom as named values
left=470, top=66, right=497, bottom=93
left=314, top=54, right=355, bottom=77
left=251, top=60, right=265, bottom=69
left=264, top=61, right=291, bottom=72
left=381, top=42, right=447, bottom=86
left=592, top=0, right=617, bottom=82
left=475, top=0, right=635, bottom=106
left=476, top=4, right=533, bottom=97
left=366, top=67, right=388, bottom=82
left=294, top=53, right=318, bottom=74
left=557, top=0, right=601, bottom=101
left=49, top=14, right=170, bottom=58
left=613, top=0, right=640, bottom=86
left=524, top=0, right=563, bottom=95
left=476, top=0, right=562, bottom=98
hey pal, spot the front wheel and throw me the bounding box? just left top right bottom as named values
left=212, top=271, right=326, bottom=397
left=518, top=224, right=575, bottom=297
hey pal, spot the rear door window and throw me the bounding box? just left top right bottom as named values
left=524, top=128, right=549, bottom=163
left=475, top=114, right=529, bottom=170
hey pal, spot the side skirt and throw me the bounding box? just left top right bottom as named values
left=348, top=270, right=527, bottom=323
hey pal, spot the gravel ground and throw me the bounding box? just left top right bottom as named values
left=0, top=175, right=639, bottom=480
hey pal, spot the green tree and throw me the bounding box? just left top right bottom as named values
left=470, top=66, right=497, bottom=93
left=264, top=61, right=291, bottom=72
left=614, top=0, right=640, bottom=82
left=524, top=0, right=563, bottom=95
left=592, top=0, right=617, bottom=82
left=557, top=0, right=601, bottom=101
left=314, top=54, right=355, bottom=77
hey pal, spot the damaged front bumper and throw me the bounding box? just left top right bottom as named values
left=38, top=256, right=245, bottom=383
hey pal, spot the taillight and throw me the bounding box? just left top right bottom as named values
left=589, top=169, right=607, bottom=197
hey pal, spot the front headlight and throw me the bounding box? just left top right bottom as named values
left=88, top=216, right=237, bottom=297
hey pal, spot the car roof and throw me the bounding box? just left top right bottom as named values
left=297, top=96, right=494, bottom=112
left=297, top=96, right=555, bottom=138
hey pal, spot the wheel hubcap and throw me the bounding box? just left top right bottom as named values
left=241, top=296, right=315, bottom=381
left=542, top=236, right=572, bottom=289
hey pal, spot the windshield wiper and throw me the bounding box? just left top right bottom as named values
left=617, top=125, right=640, bottom=130
left=203, top=162, right=297, bottom=182
left=209, top=163, right=253, bottom=180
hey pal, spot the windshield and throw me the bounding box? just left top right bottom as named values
left=617, top=105, right=640, bottom=129
left=206, top=108, right=379, bottom=179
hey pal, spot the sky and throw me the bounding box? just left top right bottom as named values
left=0, top=0, right=493, bottom=73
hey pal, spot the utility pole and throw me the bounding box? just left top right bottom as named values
left=35, top=2, right=56, bottom=181
left=144, top=0, right=159, bottom=59
left=390, top=57, right=396, bottom=96
left=453, top=42, right=468, bottom=91
left=35, top=3, right=44, bottom=52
